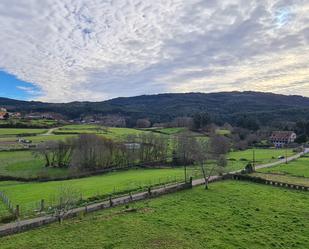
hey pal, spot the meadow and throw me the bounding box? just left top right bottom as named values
left=54, top=125, right=149, bottom=140
left=0, top=147, right=295, bottom=179
left=258, top=155, right=309, bottom=178
left=1, top=181, right=309, bottom=249
left=0, top=201, right=11, bottom=223
left=144, top=127, right=186, bottom=135
left=0, top=150, right=67, bottom=179
left=0, top=128, right=46, bottom=136
left=0, top=168, right=189, bottom=217
left=227, top=148, right=294, bottom=171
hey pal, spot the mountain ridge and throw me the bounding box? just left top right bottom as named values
left=1, top=91, right=309, bottom=125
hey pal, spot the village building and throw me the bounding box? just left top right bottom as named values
left=0, top=107, right=9, bottom=120
left=124, top=143, right=141, bottom=150
left=270, top=131, right=297, bottom=148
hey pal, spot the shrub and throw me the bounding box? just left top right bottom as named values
left=244, top=163, right=254, bottom=173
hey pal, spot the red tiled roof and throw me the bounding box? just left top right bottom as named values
left=270, top=131, right=295, bottom=140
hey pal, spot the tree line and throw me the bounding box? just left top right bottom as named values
left=35, top=133, right=170, bottom=171
left=36, top=132, right=230, bottom=184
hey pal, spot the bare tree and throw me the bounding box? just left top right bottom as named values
left=35, top=138, right=75, bottom=168
left=136, top=119, right=151, bottom=128
left=138, top=133, right=168, bottom=164
left=173, top=117, right=194, bottom=129
left=52, top=185, right=81, bottom=223
left=194, top=135, right=230, bottom=189
left=173, top=132, right=199, bottom=181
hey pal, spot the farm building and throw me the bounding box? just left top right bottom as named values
left=270, top=131, right=296, bottom=148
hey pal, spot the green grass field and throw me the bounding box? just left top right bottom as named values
left=0, top=150, right=68, bottom=179
left=226, top=148, right=295, bottom=172
left=228, top=148, right=294, bottom=168
left=146, top=127, right=186, bottom=135
left=0, top=201, right=11, bottom=223
left=1, top=181, right=309, bottom=249
left=0, top=148, right=294, bottom=179
left=55, top=126, right=148, bottom=140
left=0, top=160, right=245, bottom=218
left=0, top=168, right=189, bottom=216
left=215, top=129, right=231, bottom=135
left=0, top=128, right=46, bottom=136
left=258, top=156, right=309, bottom=178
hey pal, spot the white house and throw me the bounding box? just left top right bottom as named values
left=270, top=131, right=297, bottom=148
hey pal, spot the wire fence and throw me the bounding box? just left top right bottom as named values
left=0, top=191, right=15, bottom=223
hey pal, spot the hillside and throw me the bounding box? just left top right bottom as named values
left=1, top=91, right=309, bottom=125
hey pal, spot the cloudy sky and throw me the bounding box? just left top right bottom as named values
left=0, top=0, right=308, bottom=102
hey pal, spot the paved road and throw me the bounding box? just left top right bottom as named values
left=255, top=148, right=309, bottom=170
left=192, top=148, right=309, bottom=186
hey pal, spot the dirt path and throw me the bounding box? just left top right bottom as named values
left=42, top=127, right=59, bottom=136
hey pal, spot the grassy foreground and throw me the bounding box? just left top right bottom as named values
left=1, top=181, right=309, bottom=249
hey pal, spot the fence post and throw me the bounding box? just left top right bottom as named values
left=148, top=187, right=152, bottom=197
left=189, top=177, right=193, bottom=188
left=109, top=195, right=113, bottom=207
left=59, top=197, right=63, bottom=209
left=40, top=199, right=45, bottom=212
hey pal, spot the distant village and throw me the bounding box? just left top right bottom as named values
left=0, top=107, right=63, bottom=121
left=0, top=107, right=297, bottom=148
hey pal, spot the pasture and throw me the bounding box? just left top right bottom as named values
left=0, top=147, right=295, bottom=179
left=226, top=148, right=295, bottom=171
left=258, top=156, right=309, bottom=178
left=54, top=126, right=149, bottom=140
left=0, top=151, right=68, bottom=179
left=0, top=201, right=11, bottom=223
left=1, top=181, right=309, bottom=249
left=0, top=128, right=46, bottom=136
left=145, top=127, right=186, bottom=135
left=0, top=168, right=189, bottom=217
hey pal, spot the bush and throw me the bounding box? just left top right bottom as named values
left=244, top=163, right=254, bottom=173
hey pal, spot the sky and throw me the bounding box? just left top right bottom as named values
left=0, top=0, right=308, bottom=102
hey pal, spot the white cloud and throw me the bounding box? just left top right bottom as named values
left=0, top=0, right=308, bottom=102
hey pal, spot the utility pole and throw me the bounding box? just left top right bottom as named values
left=252, top=146, right=256, bottom=169
left=285, top=144, right=288, bottom=164
left=183, top=150, right=187, bottom=182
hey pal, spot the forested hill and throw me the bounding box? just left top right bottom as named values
left=1, top=91, right=309, bottom=125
